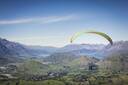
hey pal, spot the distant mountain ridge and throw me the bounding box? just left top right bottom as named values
left=58, top=44, right=104, bottom=52
left=0, top=37, right=128, bottom=65
left=0, top=38, right=105, bottom=58
left=0, top=38, right=58, bottom=58
left=101, top=41, right=128, bottom=58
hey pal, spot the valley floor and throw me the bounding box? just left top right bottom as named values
left=0, top=72, right=128, bottom=85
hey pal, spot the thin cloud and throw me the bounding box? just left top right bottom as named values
left=42, top=15, right=75, bottom=24
left=0, top=15, right=76, bottom=25
left=0, top=19, right=34, bottom=24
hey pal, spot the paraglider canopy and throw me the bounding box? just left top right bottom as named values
left=70, top=31, right=113, bottom=45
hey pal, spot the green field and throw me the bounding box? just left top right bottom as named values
left=1, top=72, right=128, bottom=85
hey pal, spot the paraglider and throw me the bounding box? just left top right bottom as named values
left=70, top=31, right=113, bottom=45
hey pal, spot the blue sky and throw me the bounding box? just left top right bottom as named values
left=0, top=0, right=128, bottom=47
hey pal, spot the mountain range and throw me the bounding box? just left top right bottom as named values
left=0, top=38, right=128, bottom=65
